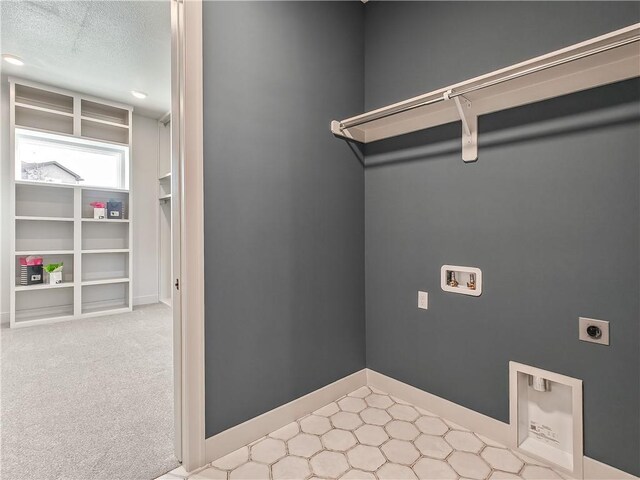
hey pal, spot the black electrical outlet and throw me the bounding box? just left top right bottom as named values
left=586, top=325, right=602, bottom=339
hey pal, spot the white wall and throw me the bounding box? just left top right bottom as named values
left=0, top=80, right=162, bottom=321
left=131, top=113, right=160, bottom=306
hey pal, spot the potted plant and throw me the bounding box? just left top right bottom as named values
left=44, top=262, right=64, bottom=285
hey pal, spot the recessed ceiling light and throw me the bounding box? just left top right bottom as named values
left=131, top=90, right=147, bottom=99
left=2, top=54, right=24, bottom=66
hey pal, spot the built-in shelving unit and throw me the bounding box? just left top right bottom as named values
left=9, top=78, right=133, bottom=328
left=332, top=24, right=640, bottom=161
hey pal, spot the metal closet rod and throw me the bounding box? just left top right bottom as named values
left=340, top=34, right=640, bottom=130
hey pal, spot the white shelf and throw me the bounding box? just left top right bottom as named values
left=81, top=306, right=130, bottom=318
left=81, top=278, right=129, bottom=286
left=15, top=179, right=76, bottom=190
left=81, top=218, right=130, bottom=223
left=81, top=185, right=130, bottom=194
left=15, top=282, right=75, bottom=292
left=332, top=23, right=640, bottom=161
left=16, top=216, right=74, bottom=222
left=14, top=180, right=130, bottom=194
left=16, top=250, right=74, bottom=255
left=159, top=172, right=171, bottom=180
left=159, top=194, right=172, bottom=201
left=82, top=249, right=130, bottom=254
left=80, top=116, right=129, bottom=129
left=13, top=313, right=75, bottom=328
left=15, top=102, right=75, bottom=118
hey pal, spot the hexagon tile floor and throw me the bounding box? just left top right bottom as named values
left=159, top=387, right=566, bottom=480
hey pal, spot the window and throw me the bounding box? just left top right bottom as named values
left=15, top=129, right=129, bottom=190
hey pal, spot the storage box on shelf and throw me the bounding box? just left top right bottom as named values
left=9, top=77, right=133, bottom=328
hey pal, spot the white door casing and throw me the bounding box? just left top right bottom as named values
left=171, top=0, right=206, bottom=472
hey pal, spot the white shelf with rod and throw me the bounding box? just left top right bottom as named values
left=9, top=77, right=134, bottom=328
left=331, top=24, right=640, bottom=161
left=158, top=114, right=172, bottom=307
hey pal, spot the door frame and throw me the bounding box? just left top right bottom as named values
left=171, top=0, right=206, bottom=472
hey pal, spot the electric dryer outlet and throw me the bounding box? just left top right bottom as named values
left=579, top=317, right=609, bottom=345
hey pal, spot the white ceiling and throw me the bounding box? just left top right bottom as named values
left=1, top=1, right=171, bottom=118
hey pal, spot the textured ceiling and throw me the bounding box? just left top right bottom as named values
left=1, top=0, right=171, bottom=118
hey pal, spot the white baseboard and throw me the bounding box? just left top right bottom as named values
left=583, top=458, right=638, bottom=480
left=366, top=369, right=512, bottom=446
left=133, top=294, right=159, bottom=306
left=205, top=369, right=367, bottom=463
left=366, top=369, right=638, bottom=480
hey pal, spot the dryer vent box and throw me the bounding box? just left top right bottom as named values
left=509, top=362, right=583, bottom=479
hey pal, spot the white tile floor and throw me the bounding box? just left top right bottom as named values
left=160, top=387, right=566, bottom=480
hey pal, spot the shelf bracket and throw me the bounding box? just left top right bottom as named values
left=447, top=92, right=478, bottom=162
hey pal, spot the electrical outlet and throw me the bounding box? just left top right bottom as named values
left=579, top=317, right=609, bottom=345
left=418, top=291, right=428, bottom=310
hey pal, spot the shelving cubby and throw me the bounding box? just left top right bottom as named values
left=82, top=222, right=129, bottom=251
left=82, top=283, right=130, bottom=316
left=14, top=253, right=75, bottom=288
left=9, top=77, right=133, bottom=328
left=16, top=219, right=74, bottom=252
left=81, top=189, right=129, bottom=220
left=82, top=251, right=129, bottom=283
left=15, top=182, right=75, bottom=218
left=14, top=83, right=75, bottom=136
left=15, top=287, right=75, bottom=326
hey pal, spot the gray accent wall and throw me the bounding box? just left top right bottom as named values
left=364, top=2, right=640, bottom=475
left=202, top=1, right=640, bottom=474
left=202, top=2, right=365, bottom=437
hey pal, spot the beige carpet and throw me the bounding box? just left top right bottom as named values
left=1, top=303, right=180, bottom=480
